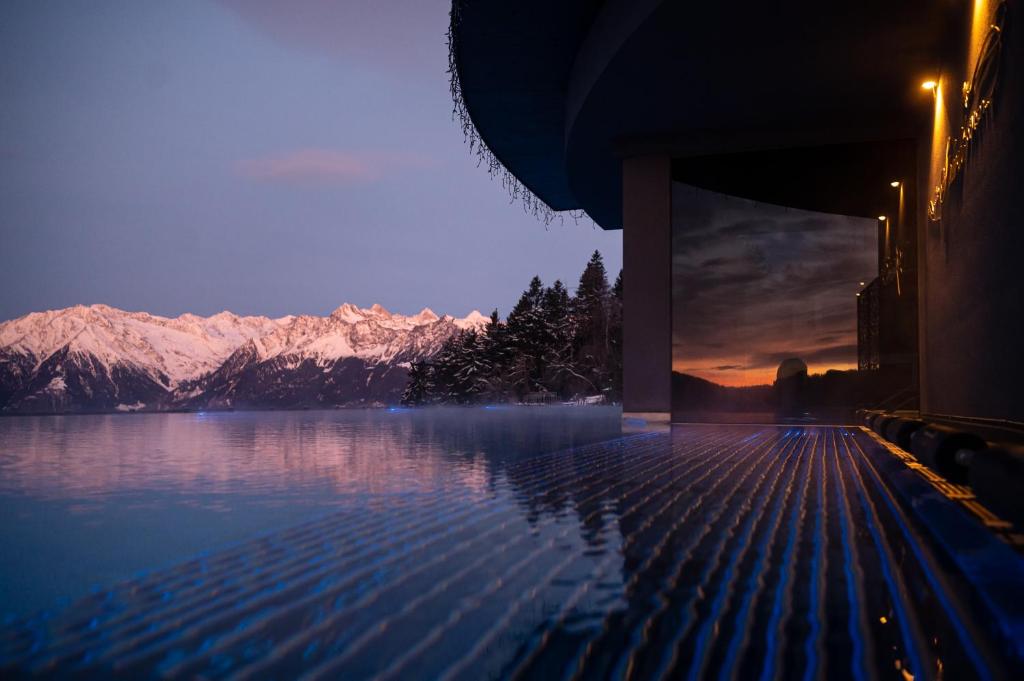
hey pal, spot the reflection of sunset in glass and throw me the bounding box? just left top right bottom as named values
left=674, top=361, right=860, bottom=388
left=672, top=183, right=876, bottom=393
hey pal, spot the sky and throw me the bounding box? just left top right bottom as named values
left=672, top=184, right=877, bottom=387
left=0, top=0, right=622, bottom=323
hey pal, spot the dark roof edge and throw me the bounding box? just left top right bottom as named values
left=448, top=1, right=588, bottom=226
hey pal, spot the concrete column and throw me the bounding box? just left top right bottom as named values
left=622, top=154, right=672, bottom=421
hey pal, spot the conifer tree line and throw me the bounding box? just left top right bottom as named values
left=403, top=251, right=622, bottom=405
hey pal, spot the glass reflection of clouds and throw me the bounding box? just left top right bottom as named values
left=671, top=183, right=881, bottom=423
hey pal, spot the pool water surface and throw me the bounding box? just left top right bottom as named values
left=0, top=409, right=1021, bottom=679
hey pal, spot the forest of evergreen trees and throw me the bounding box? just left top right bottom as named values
left=403, top=251, right=622, bottom=405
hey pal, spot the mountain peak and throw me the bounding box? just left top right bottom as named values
left=1, top=301, right=484, bottom=413
left=413, top=307, right=439, bottom=322
left=330, top=303, right=363, bottom=322
left=454, top=310, right=490, bottom=330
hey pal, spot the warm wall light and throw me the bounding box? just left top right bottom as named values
left=921, top=80, right=938, bottom=90
left=890, top=181, right=901, bottom=188
left=878, top=215, right=887, bottom=221
left=859, top=281, right=866, bottom=286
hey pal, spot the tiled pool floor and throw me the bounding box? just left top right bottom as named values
left=2, top=426, right=1022, bottom=679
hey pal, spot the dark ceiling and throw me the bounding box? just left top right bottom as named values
left=452, top=0, right=961, bottom=228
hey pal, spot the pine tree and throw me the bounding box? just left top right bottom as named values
left=402, top=360, right=435, bottom=405
left=572, top=251, right=612, bottom=397
left=477, top=309, right=514, bottom=400
left=452, top=330, right=489, bottom=401
left=608, top=269, right=623, bottom=400
left=402, top=252, right=624, bottom=406
left=431, top=333, right=465, bottom=403
left=577, top=251, right=609, bottom=299
left=540, top=280, right=575, bottom=396
left=541, top=281, right=571, bottom=342
left=505, top=276, right=546, bottom=398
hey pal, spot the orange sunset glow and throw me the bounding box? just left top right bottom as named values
left=675, top=361, right=861, bottom=389
left=672, top=183, right=876, bottom=391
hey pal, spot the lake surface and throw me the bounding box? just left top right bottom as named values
left=1, top=409, right=1021, bottom=679
left=0, top=407, right=624, bottom=618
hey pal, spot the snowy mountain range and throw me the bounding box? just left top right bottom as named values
left=0, top=303, right=488, bottom=414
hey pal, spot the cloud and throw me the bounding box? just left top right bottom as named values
left=718, top=216, right=832, bottom=237
left=745, top=344, right=859, bottom=371
left=236, top=149, right=436, bottom=185
left=214, top=0, right=447, bottom=68
left=671, top=182, right=875, bottom=386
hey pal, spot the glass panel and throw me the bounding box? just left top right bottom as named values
left=671, top=182, right=880, bottom=423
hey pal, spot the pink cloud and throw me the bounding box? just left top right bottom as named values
left=214, top=0, right=446, bottom=67
left=236, top=149, right=436, bottom=184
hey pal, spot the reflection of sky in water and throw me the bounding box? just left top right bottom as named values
left=0, top=407, right=623, bottom=617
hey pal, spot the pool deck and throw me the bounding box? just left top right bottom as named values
left=2, top=425, right=1023, bottom=680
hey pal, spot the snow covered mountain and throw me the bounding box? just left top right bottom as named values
left=0, top=304, right=488, bottom=413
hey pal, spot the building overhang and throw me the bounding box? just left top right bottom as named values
left=450, top=0, right=959, bottom=228
left=449, top=0, right=603, bottom=216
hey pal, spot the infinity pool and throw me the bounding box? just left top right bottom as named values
left=1, top=409, right=1021, bottom=679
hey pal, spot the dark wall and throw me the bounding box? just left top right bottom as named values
left=920, top=2, right=1024, bottom=422
left=622, top=155, right=672, bottom=415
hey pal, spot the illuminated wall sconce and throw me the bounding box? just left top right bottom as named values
left=859, top=281, right=866, bottom=286
left=921, top=80, right=938, bottom=91
left=890, top=181, right=901, bottom=188
left=878, top=215, right=887, bottom=221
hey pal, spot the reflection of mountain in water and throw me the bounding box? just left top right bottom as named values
left=0, top=407, right=629, bottom=618
left=0, top=407, right=626, bottom=502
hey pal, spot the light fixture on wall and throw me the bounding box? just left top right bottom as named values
left=921, top=80, right=938, bottom=91
left=890, top=181, right=901, bottom=188
left=878, top=215, right=887, bottom=221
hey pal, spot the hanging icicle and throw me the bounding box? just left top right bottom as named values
left=447, top=2, right=590, bottom=228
